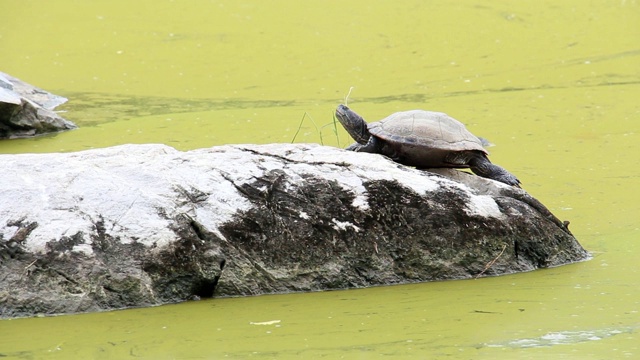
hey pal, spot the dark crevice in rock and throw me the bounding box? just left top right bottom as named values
left=234, top=145, right=353, bottom=168
left=1, top=220, right=37, bottom=262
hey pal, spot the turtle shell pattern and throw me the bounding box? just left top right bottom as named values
left=367, top=110, right=487, bottom=168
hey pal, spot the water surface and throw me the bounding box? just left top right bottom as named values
left=0, top=0, right=638, bottom=358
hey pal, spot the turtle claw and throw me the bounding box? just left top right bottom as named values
left=497, top=173, right=522, bottom=188
left=469, top=157, right=521, bottom=187
left=485, top=167, right=521, bottom=188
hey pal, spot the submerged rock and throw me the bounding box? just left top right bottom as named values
left=0, top=143, right=588, bottom=318
left=0, top=72, right=76, bottom=139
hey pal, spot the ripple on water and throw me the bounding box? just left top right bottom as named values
left=484, top=325, right=637, bottom=349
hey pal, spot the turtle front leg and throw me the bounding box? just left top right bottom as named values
left=469, top=155, right=521, bottom=188
left=346, top=142, right=363, bottom=151
left=346, top=136, right=382, bottom=154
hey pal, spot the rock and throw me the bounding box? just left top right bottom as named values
left=0, top=72, right=76, bottom=139
left=0, top=143, right=589, bottom=318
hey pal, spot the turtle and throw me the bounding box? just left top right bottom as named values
left=335, top=104, right=521, bottom=187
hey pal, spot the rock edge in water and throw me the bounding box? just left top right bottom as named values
left=0, top=143, right=589, bottom=318
left=0, top=72, right=76, bottom=139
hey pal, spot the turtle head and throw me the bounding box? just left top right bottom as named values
left=335, top=104, right=356, bottom=124
left=335, top=104, right=370, bottom=145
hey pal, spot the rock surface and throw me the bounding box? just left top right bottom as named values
left=0, top=72, right=76, bottom=139
left=0, top=143, right=588, bottom=318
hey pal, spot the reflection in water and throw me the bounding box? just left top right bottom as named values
left=63, top=91, right=297, bottom=126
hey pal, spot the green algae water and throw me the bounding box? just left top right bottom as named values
left=1, top=0, right=639, bottom=358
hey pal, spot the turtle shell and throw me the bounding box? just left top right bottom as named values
left=368, top=110, right=487, bottom=168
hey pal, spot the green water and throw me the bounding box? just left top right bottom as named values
left=1, top=0, right=639, bottom=358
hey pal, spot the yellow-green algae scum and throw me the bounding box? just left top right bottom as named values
left=0, top=0, right=638, bottom=359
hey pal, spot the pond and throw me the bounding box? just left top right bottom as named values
left=1, top=0, right=638, bottom=358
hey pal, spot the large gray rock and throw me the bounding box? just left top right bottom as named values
left=0, top=143, right=588, bottom=318
left=0, top=72, right=76, bottom=139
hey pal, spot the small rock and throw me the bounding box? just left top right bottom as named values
left=0, top=72, right=76, bottom=139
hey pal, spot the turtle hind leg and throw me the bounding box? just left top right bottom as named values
left=468, top=155, right=521, bottom=188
